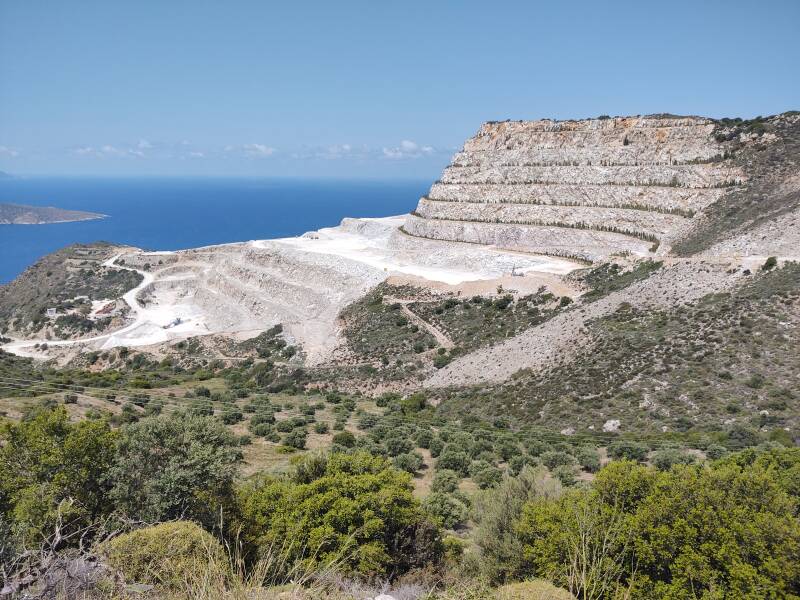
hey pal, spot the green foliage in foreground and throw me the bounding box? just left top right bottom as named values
left=516, top=456, right=800, bottom=599
left=109, top=411, right=243, bottom=525
left=237, top=452, right=442, bottom=577
left=0, top=407, right=118, bottom=545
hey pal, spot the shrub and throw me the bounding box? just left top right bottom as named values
left=283, top=429, right=307, bottom=450
left=236, top=452, right=442, bottom=577
left=762, top=256, right=778, bottom=271
left=422, top=492, right=468, bottom=529
left=607, top=440, right=648, bottom=462
left=313, top=421, right=330, bottom=434
left=574, top=446, right=601, bottom=473
left=517, top=459, right=800, bottom=599
left=385, top=435, right=414, bottom=457
left=100, top=521, right=228, bottom=589
left=705, top=443, right=728, bottom=460
left=0, top=407, right=117, bottom=545
left=552, top=465, right=577, bottom=487
left=509, top=454, right=535, bottom=476
left=429, top=437, right=444, bottom=457
left=725, top=423, right=762, bottom=449
left=541, top=450, right=577, bottom=470
left=109, top=412, right=241, bottom=524
left=651, top=448, right=696, bottom=471
left=393, top=451, right=424, bottom=474
left=431, top=469, right=461, bottom=494
left=472, top=466, right=562, bottom=582
left=436, top=446, right=471, bottom=476
left=415, top=428, right=434, bottom=449
left=473, top=465, right=503, bottom=489
left=331, top=430, right=356, bottom=448
left=220, top=407, right=244, bottom=425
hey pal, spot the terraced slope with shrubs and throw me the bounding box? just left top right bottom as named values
left=0, top=242, right=142, bottom=337
left=435, top=261, right=800, bottom=435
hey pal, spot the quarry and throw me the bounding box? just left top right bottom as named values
left=3, top=113, right=799, bottom=381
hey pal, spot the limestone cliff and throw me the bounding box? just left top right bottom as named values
left=403, top=115, right=747, bottom=261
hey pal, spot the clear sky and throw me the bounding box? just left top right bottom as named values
left=1, top=0, right=798, bottom=178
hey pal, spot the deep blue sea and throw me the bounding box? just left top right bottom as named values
left=0, top=177, right=428, bottom=284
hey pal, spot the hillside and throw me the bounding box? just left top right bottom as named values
left=1, top=113, right=799, bottom=600
left=0, top=202, right=106, bottom=224
left=2, top=113, right=799, bottom=435
left=0, top=243, right=142, bottom=339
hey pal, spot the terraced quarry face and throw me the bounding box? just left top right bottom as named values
left=403, top=116, right=743, bottom=261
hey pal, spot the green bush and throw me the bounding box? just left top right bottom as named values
left=385, top=435, right=414, bottom=457
left=607, top=440, right=648, bottom=462
left=540, top=450, right=577, bottom=471
left=331, top=430, right=356, bottom=448
left=393, top=451, right=424, bottom=474
left=473, top=465, right=503, bottom=489
left=437, top=445, right=471, bottom=476
left=431, top=469, right=461, bottom=494
left=471, top=466, right=562, bottom=582
left=552, top=465, right=577, bottom=487
left=0, top=407, right=118, bottom=545
left=220, top=407, right=243, bottom=425
left=100, top=521, right=228, bottom=589
left=109, top=412, right=241, bottom=524
left=574, top=446, right=601, bottom=473
left=313, top=421, right=330, bottom=434
left=283, top=429, right=307, bottom=449
left=236, top=452, right=441, bottom=577
left=651, top=448, right=696, bottom=471
left=705, top=443, right=728, bottom=460
left=422, top=492, right=468, bottom=529
left=517, top=459, right=800, bottom=599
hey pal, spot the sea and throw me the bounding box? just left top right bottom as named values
left=0, top=177, right=429, bottom=284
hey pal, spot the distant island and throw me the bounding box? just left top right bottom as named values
left=0, top=202, right=106, bottom=225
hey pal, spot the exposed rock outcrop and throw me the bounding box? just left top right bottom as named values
left=403, top=116, right=743, bottom=261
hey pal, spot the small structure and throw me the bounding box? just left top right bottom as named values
left=46, top=308, right=57, bottom=318
left=163, top=317, right=182, bottom=329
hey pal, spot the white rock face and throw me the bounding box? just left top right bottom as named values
left=603, top=419, right=622, bottom=432
left=4, top=216, right=582, bottom=362
left=404, top=115, right=743, bottom=260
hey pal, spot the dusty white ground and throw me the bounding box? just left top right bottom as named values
left=3, top=215, right=582, bottom=362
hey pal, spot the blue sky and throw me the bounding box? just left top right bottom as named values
left=1, top=0, right=798, bottom=178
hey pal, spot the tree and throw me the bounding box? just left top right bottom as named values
left=236, top=452, right=441, bottom=577
left=109, top=411, right=242, bottom=524
left=0, top=407, right=117, bottom=545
